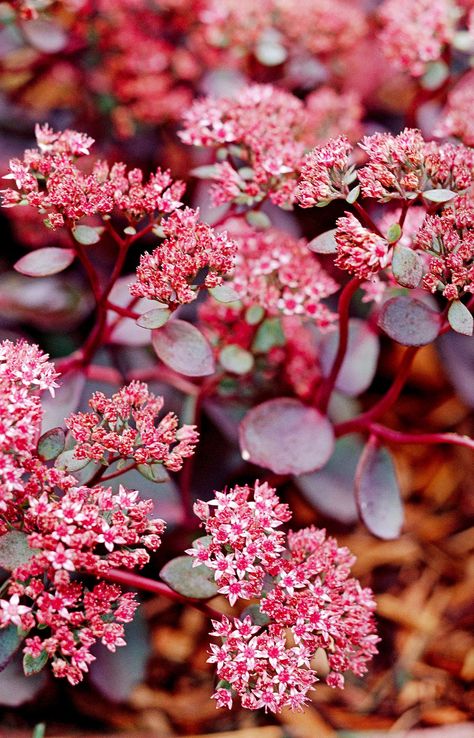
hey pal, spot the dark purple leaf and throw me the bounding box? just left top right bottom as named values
left=320, top=318, right=380, bottom=397
left=14, top=248, right=75, bottom=277
left=296, top=435, right=362, bottom=524
left=0, top=530, right=36, bottom=571
left=239, top=398, right=334, bottom=475
left=437, top=331, right=474, bottom=408
left=152, top=319, right=215, bottom=377
left=378, top=296, right=441, bottom=346
left=160, top=556, right=218, bottom=598
left=355, top=439, right=404, bottom=539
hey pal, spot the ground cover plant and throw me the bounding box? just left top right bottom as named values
left=0, top=1, right=473, bottom=736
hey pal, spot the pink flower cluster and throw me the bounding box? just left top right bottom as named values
left=436, top=71, right=474, bottom=146
left=0, top=462, right=165, bottom=684
left=414, top=198, right=474, bottom=300
left=66, top=380, right=199, bottom=472
left=180, top=84, right=306, bottom=207
left=188, top=482, right=379, bottom=712
left=227, top=225, right=337, bottom=325
left=0, top=340, right=58, bottom=530
left=378, top=0, right=458, bottom=76
left=358, top=129, right=474, bottom=201
left=296, top=136, right=354, bottom=207
left=304, top=87, right=363, bottom=146
left=131, top=207, right=237, bottom=307
left=1, top=123, right=185, bottom=228
left=335, top=213, right=391, bottom=281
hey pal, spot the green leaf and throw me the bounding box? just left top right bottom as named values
left=386, top=223, right=402, bottom=244
left=54, top=449, right=90, bottom=472
left=307, top=229, right=338, bottom=254
left=252, top=318, right=285, bottom=352
left=137, top=463, right=169, bottom=483
left=136, top=307, right=171, bottom=329
left=72, top=225, right=103, bottom=245
left=0, top=625, right=22, bottom=672
left=447, top=300, right=473, bottom=336
left=160, top=556, right=218, bottom=599
left=346, top=185, right=360, bottom=204
left=37, top=426, right=65, bottom=461
left=189, top=165, right=220, bottom=179
left=32, top=724, right=46, bottom=738
left=240, top=604, right=270, bottom=626
left=219, top=345, right=254, bottom=375
left=422, top=189, right=457, bottom=203
left=23, top=649, right=48, bottom=676
left=245, top=304, right=265, bottom=325
left=245, top=210, right=271, bottom=230
left=209, top=284, right=241, bottom=303
left=420, top=60, right=449, bottom=91
left=391, top=245, right=423, bottom=288
left=0, top=530, right=36, bottom=571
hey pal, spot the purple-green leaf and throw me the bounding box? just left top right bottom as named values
left=355, top=440, right=404, bottom=539
left=152, top=319, right=215, bottom=377
left=14, top=248, right=75, bottom=277
left=391, top=245, right=423, bottom=289
left=307, top=229, right=338, bottom=254
left=0, top=530, right=36, bottom=571
left=378, top=296, right=441, bottom=346
left=37, top=426, right=65, bottom=461
left=239, top=398, right=335, bottom=475
left=320, top=318, right=380, bottom=397
left=136, top=307, right=171, bottom=329
left=447, top=300, right=473, bottom=336
left=0, top=627, right=22, bottom=673
left=160, top=556, right=218, bottom=599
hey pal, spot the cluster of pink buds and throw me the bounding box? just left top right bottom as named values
left=188, top=482, right=379, bottom=712
left=1, top=123, right=185, bottom=228
left=0, top=339, right=58, bottom=530
left=66, top=380, right=199, bottom=472
left=0, top=462, right=165, bottom=685
left=180, top=84, right=306, bottom=208
left=226, top=225, right=338, bottom=325
left=296, top=136, right=354, bottom=207
left=334, top=213, right=392, bottom=280
left=130, top=207, right=237, bottom=308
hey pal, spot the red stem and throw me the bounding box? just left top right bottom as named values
left=335, top=346, right=419, bottom=436
left=316, top=278, right=362, bottom=413
left=352, top=202, right=384, bottom=238
left=366, top=423, right=474, bottom=451
left=102, top=568, right=222, bottom=619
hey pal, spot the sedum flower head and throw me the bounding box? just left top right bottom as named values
left=335, top=213, right=391, bottom=280
left=66, top=380, right=199, bottom=472
left=296, top=136, right=354, bottom=207
left=188, top=482, right=379, bottom=712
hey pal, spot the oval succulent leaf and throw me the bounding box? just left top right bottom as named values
left=37, top=426, right=65, bottom=461
left=391, top=245, right=423, bottom=289
left=307, top=229, right=338, bottom=254
left=14, top=248, right=75, bottom=278
left=447, top=300, right=473, bottom=336
left=152, top=319, right=215, bottom=377
left=136, top=307, right=171, bottom=330
left=239, top=398, right=335, bottom=475
left=0, top=530, right=36, bottom=571
left=355, top=440, right=404, bottom=540
left=160, top=556, right=218, bottom=599
left=378, top=296, right=441, bottom=346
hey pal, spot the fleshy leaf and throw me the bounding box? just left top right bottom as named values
left=239, top=398, right=334, bottom=475
left=72, top=225, right=103, bottom=245
left=252, top=317, right=285, bottom=352
left=152, top=319, right=215, bottom=377
left=391, top=245, right=423, bottom=289
left=41, top=370, right=85, bottom=433
left=355, top=440, right=404, bottom=539
left=0, top=530, right=36, bottom=571
left=447, top=300, right=473, bottom=336
left=160, top=556, right=218, bottom=599
left=219, top=345, right=254, bottom=375
left=296, top=435, right=362, bottom=524
left=209, top=284, right=241, bottom=303
left=14, top=248, right=75, bottom=278
left=386, top=223, right=402, bottom=244
left=246, top=210, right=271, bottom=230
left=320, top=318, right=379, bottom=397
left=21, top=18, right=67, bottom=53
left=378, top=296, right=441, bottom=346
left=23, top=650, right=48, bottom=677
left=37, top=426, right=65, bottom=461
left=307, top=229, right=338, bottom=254
left=137, top=463, right=169, bottom=483
left=0, top=627, right=22, bottom=673
left=55, top=449, right=91, bottom=473
left=136, top=307, right=171, bottom=329
left=422, top=188, right=456, bottom=203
